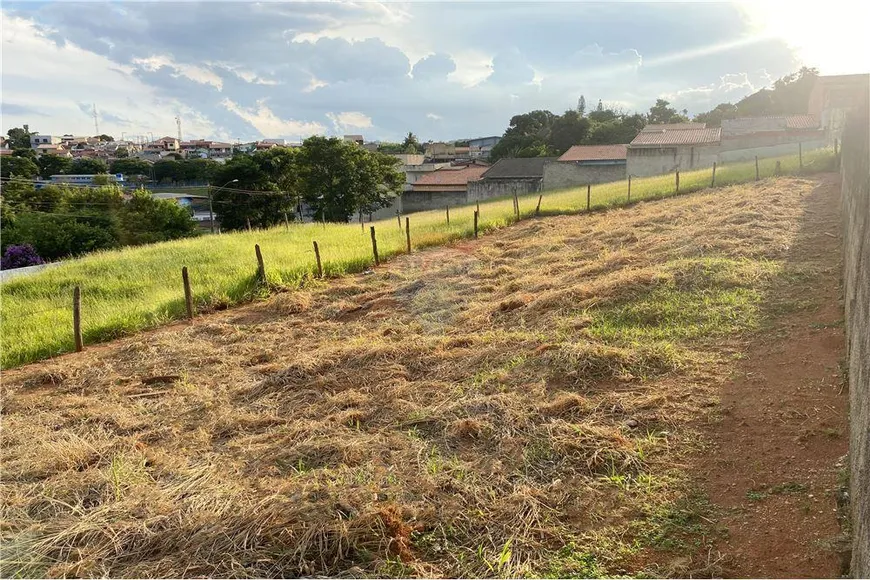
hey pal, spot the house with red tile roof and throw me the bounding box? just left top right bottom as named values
left=405, top=163, right=489, bottom=213
left=543, top=145, right=628, bottom=189
left=627, top=124, right=721, bottom=177
left=717, top=114, right=826, bottom=163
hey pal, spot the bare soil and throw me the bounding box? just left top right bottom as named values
left=695, top=175, right=849, bottom=578
left=0, top=175, right=848, bottom=578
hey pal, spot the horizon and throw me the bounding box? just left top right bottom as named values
left=2, top=1, right=868, bottom=143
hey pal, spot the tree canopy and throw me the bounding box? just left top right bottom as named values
left=5, top=127, right=32, bottom=149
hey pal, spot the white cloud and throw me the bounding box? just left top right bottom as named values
left=0, top=12, right=218, bottom=139
left=132, top=54, right=224, bottom=90
left=447, top=50, right=493, bottom=87
left=303, top=76, right=329, bottom=93
left=222, top=98, right=326, bottom=138
left=217, top=64, right=280, bottom=86
left=426, top=113, right=442, bottom=120
left=326, top=111, right=373, bottom=134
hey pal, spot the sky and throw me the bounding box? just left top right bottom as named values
left=1, top=1, right=868, bottom=143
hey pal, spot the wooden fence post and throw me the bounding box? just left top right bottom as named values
left=513, top=193, right=520, bottom=219
left=799, top=142, right=803, bottom=169
left=405, top=217, right=411, bottom=253
left=712, top=162, right=717, bottom=187
left=473, top=210, right=479, bottom=239
left=182, top=266, right=194, bottom=319
left=313, top=241, right=323, bottom=278
left=446, top=205, right=450, bottom=225
left=73, top=286, right=83, bottom=352
left=775, top=160, right=781, bottom=176
left=586, top=184, right=591, bottom=211
left=627, top=175, right=632, bottom=202
left=755, top=156, right=760, bottom=181
left=255, top=244, right=266, bottom=282
left=535, top=194, right=543, bottom=215
left=246, top=217, right=252, bottom=231
left=370, top=226, right=379, bottom=266
left=396, top=212, right=402, bottom=228
left=675, top=170, right=680, bottom=194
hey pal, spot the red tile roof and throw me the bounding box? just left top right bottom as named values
left=412, top=165, right=489, bottom=188
left=640, top=123, right=706, bottom=132
left=630, top=127, right=721, bottom=147
left=785, top=114, right=820, bottom=130
left=557, top=144, right=628, bottom=162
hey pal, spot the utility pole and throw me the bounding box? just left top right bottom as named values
left=93, top=104, right=99, bottom=136
left=175, top=116, right=182, bottom=143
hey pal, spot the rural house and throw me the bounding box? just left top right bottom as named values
left=404, top=163, right=489, bottom=213
left=543, top=144, right=627, bottom=189
left=627, top=124, right=721, bottom=177
left=469, top=157, right=554, bottom=199
left=718, top=114, right=825, bottom=163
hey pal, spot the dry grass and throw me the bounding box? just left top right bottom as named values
left=0, top=177, right=823, bottom=578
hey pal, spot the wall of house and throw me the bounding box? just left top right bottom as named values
left=627, top=145, right=718, bottom=178
left=543, top=161, right=626, bottom=189
left=467, top=179, right=541, bottom=200
left=402, top=189, right=469, bottom=213
left=719, top=134, right=827, bottom=163
left=841, top=90, right=870, bottom=578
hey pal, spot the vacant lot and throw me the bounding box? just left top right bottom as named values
left=0, top=175, right=845, bottom=577
left=1, top=149, right=834, bottom=368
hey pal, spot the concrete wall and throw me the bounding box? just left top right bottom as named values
left=543, top=161, right=626, bottom=189
left=841, top=89, right=870, bottom=578
left=627, top=145, right=718, bottom=178
left=722, top=117, right=789, bottom=136
left=401, top=189, right=469, bottom=213
left=467, top=179, right=541, bottom=200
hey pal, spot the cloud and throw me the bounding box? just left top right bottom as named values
left=2, top=102, right=49, bottom=117
left=326, top=111, right=374, bottom=134
left=426, top=113, right=442, bottom=121
left=222, top=98, right=326, bottom=138
left=132, top=55, right=224, bottom=90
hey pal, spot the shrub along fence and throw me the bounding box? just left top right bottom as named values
left=1, top=148, right=836, bottom=369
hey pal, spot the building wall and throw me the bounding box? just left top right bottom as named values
left=402, top=189, right=469, bottom=213
left=543, top=161, right=626, bottom=189
left=721, top=117, right=789, bottom=136
left=627, top=145, right=718, bottom=178
left=841, top=89, right=870, bottom=578
left=467, top=179, right=541, bottom=200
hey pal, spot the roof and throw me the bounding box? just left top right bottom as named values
left=481, top=157, right=556, bottom=179
left=630, top=127, right=721, bottom=147
left=640, top=123, right=706, bottom=132
left=557, top=144, right=627, bottom=162
left=784, top=114, right=820, bottom=130
left=344, top=134, right=364, bottom=141
left=412, top=164, right=489, bottom=188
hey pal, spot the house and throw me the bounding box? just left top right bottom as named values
left=404, top=163, right=490, bottom=213
left=543, top=144, right=628, bottom=189
left=49, top=174, right=125, bottom=186
left=470, top=157, right=555, bottom=199
left=344, top=135, right=364, bottom=145
left=627, top=125, right=721, bottom=177
left=30, top=135, right=62, bottom=149
left=34, top=143, right=70, bottom=157
left=718, top=114, right=825, bottom=163
left=424, top=142, right=456, bottom=162
left=808, top=74, right=870, bottom=141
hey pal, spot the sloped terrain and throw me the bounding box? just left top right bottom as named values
left=0, top=176, right=846, bottom=578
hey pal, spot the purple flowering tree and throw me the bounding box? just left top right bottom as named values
left=1, top=244, right=45, bottom=270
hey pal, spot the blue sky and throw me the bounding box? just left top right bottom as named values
left=1, top=1, right=867, bottom=143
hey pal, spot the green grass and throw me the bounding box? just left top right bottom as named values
left=0, top=148, right=835, bottom=368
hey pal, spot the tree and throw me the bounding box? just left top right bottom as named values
left=118, top=190, right=198, bottom=245
left=577, top=95, right=586, bottom=116
left=6, top=127, right=33, bottom=149
left=115, top=147, right=129, bottom=158
left=1, top=156, right=39, bottom=179
left=647, top=99, right=689, bottom=125
left=212, top=154, right=294, bottom=230
left=402, top=132, right=423, bottom=154
left=489, top=110, right=558, bottom=161
left=693, top=103, right=739, bottom=128
left=549, top=110, right=591, bottom=154
left=37, top=154, right=72, bottom=179
left=69, top=157, right=108, bottom=174
left=97, top=134, right=114, bottom=142
left=596, top=99, right=604, bottom=112
left=110, top=158, right=153, bottom=177
left=297, top=136, right=403, bottom=222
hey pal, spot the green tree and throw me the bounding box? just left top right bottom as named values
left=577, top=95, right=586, bottom=116
left=1, top=156, right=39, bottom=179
left=402, top=132, right=423, bottom=154
left=212, top=154, right=294, bottom=230
left=297, top=136, right=403, bottom=222
left=110, top=158, right=153, bottom=177
left=37, top=154, right=73, bottom=179
left=118, top=190, right=198, bottom=245
left=693, top=103, right=739, bottom=128
left=12, top=148, right=38, bottom=161
left=97, top=134, right=114, bottom=142
left=153, top=160, right=181, bottom=183
left=115, top=147, right=129, bottom=158
left=548, top=110, right=591, bottom=154
left=647, top=99, right=689, bottom=125
left=489, top=110, right=558, bottom=161
left=5, top=127, right=33, bottom=149
left=69, top=157, right=108, bottom=174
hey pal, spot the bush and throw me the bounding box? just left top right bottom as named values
left=0, top=244, right=44, bottom=270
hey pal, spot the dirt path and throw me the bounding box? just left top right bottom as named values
left=697, top=176, right=849, bottom=577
